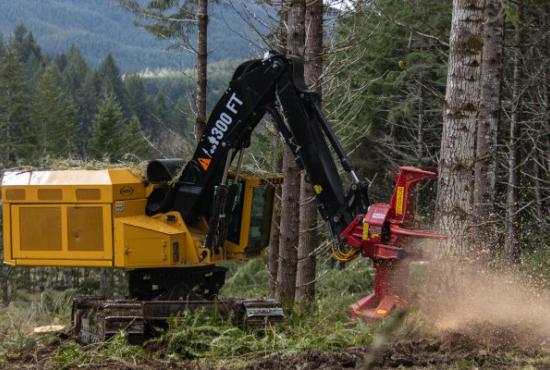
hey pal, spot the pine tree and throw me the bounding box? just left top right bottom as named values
left=88, top=94, right=125, bottom=161
left=30, top=65, right=79, bottom=159
left=62, top=46, right=92, bottom=155
left=63, top=46, right=90, bottom=94
left=97, top=54, right=128, bottom=114
left=9, top=24, right=44, bottom=86
left=0, top=49, right=30, bottom=165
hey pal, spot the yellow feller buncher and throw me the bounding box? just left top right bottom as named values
left=1, top=54, right=444, bottom=343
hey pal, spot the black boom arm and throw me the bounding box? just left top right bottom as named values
left=146, top=54, right=369, bottom=241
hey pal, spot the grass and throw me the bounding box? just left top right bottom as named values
left=0, top=257, right=379, bottom=368
left=156, top=257, right=379, bottom=363
left=53, top=333, right=146, bottom=369
left=0, top=290, right=74, bottom=362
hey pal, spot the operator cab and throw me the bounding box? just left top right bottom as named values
left=145, top=159, right=280, bottom=260
left=225, top=174, right=280, bottom=258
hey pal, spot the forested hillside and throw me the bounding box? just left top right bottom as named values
left=0, top=24, right=243, bottom=166
left=0, top=0, right=270, bottom=71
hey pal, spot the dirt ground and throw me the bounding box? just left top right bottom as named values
left=246, top=325, right=550, bottom=370
left=6, top=323, right=550, bottom=370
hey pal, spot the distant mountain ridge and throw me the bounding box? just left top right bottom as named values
left=0, top=0, right=271, bottom=71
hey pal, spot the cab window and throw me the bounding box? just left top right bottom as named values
left=227, top=180, right=245, bottom=244
left=247, top=185, right=275, bottom=255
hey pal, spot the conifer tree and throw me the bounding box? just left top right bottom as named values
left=0, top=49, right=30, bottom=165
left=9, top=24, right=44, bottom=85
left=88, top=94, right=125, bottom=161
left=97, top=54, right=128, bottom=114
left=30, top=65, right=79, bottom=159
left=62, top=46, right=92, bottom=155
left=63, top=46, right=90, bottom=94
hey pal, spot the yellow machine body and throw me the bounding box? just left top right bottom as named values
left=2, top=168, right=278, bottom=269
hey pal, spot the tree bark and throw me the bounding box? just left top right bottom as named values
left=504, top=0, right=524, bottom=262
left=195, top=0, right=208, bottom=139
left=268, top=0, right=289, bottom=298
left=277, top=0, right=305, bottom=308
left=269, top=149, right=283, bottom=297
left=474, top=0, right=504, bottom=252
left=436, top=0, right=484, bottom=256
left=296, top=0, right=322, bottom=304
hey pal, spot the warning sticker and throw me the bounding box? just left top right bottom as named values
left=197, top=157, right=211, bottom=171
left=395, top=186, right=404, bottom=215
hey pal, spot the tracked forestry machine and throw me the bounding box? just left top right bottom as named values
left=1, top=53, right=445, bottom=343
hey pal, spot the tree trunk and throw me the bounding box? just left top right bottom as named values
left=296, top=0, right=322, bottom=304
left=195, top=0, right=208, bottom=139
left=474, top=0, right=504, bottom=252
left=269, top=148, right=283, bottom=297
left=436, top=0, right=484, bottom=256
left=268, top=0, right=289, bottom=298
left=504, top=0, right=524, bottom=262
left=277, top=0, right=305, bottom=308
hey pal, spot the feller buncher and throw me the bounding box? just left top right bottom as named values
left=1, top=53, right=445, bottom=343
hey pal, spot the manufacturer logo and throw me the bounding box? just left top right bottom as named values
left=120, top=186, right=134, bottom=196
left=115, top=201, right=126, bottom=213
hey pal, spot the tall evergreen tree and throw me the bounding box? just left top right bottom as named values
left=97, top=54, right=128, bottom=114
left=63, top=46, right=90, bottom=94
left=0, top=49, right=30, bottom=165
left=30, top=65, right=79, bottom=159
left=62, top=46, right=93, bottom=154
left=9, top=24, right=44, bottom=85
left=88, top=94, right=126, bottom=161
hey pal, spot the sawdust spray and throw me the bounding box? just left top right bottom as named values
left=407, top=247, right=550, bottom=346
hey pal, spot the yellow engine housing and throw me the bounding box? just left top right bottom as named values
left=1, top=168, right=278, bottom=269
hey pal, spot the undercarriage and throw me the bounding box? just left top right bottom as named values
left=71, top=266, right=284, bottom=344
